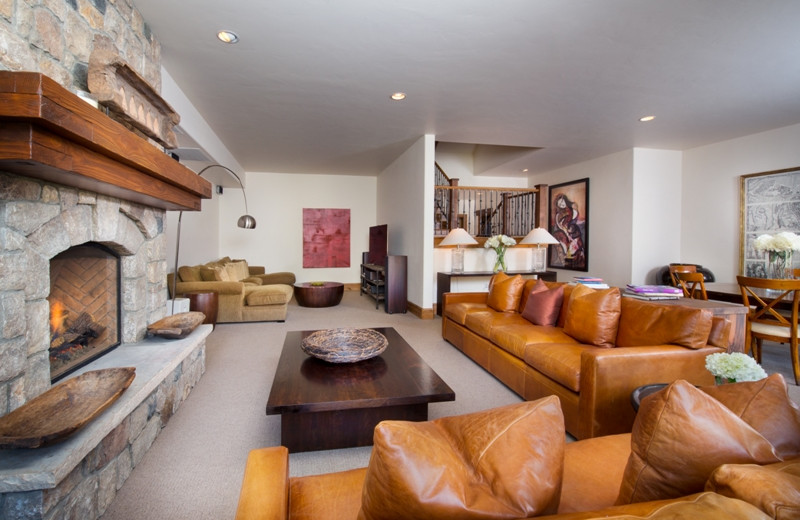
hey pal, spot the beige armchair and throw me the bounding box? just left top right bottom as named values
left=168, top=257, right=295, bottom=323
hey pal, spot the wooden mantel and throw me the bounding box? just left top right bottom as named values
left=0, top=72, right=211, bottom=211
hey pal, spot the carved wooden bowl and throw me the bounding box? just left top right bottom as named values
left=301, top=328, right=388, bottom=363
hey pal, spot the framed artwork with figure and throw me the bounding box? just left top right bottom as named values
left=548, top=178, right=589, bottom=271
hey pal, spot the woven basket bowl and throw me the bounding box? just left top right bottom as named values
left=301, top=328, right=388, bottom=363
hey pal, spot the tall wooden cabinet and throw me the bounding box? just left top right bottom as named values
left=360, top=253, right=407, bottom=314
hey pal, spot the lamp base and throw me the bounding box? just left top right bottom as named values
left=452, top=247, right=465, bottom=273
left=532, top=247, right=547, bottom=272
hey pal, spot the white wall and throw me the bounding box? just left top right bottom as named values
left=436, top=146, right=529, bottom=188
left=529, top=150, right=635, bottom=288
left=631, top=149, right=683, bottom=284
left=219, top=172, right=377, bottom=282
left=377, top=135, right=433, bottom=308
left=682, top=123, right=800, bottom=283
left=161, top=67, right=240, bottom=270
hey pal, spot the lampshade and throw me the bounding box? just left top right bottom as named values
left=439, top=228, right=478, bottom=247
left=238, top=214, right=257, bottom=229
left=520, top=227, right=558, bottom=246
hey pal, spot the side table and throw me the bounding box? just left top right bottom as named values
left=185, top=291, right=219, bottom=326
left=294, top=282, right=344, bottom=308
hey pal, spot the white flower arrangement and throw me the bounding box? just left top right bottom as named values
left=705, top=352, right=767, bottom=384
left=484, top=234, right=516, bottom=251
left=754, top=231, right=800, bottom=253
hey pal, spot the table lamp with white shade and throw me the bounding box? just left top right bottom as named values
left=439, top=228, right=478, bottom=273
left=520, top=227, right=559, bottom=272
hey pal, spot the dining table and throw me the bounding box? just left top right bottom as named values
left=705, top=282, right=794, bottom=312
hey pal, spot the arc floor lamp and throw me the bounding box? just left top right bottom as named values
left=170, top=164, right=256, bottom=313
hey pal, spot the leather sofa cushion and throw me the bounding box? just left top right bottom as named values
left=524, top=343, right=591, bottom=392
left=705, top=460, right=800, bottom=520
left=490, top=324, right=578, bottom=359
left=464, top=310, right=529, bottom=341
left=542, top=492, right=771, bottom=519
left=616, top=380, right=781, bottom=505
left=290, top=468, right=367, bottom=520
left=616, top=298, right=713, bottom=349
left=554, top=283, right=575, bottom=328
left=245, top=285, right=293, bottom=306
left=563, top=285, right=621, bottom=347
left=487, top=272, right=526, bottom=312
left=521, top=279, right=564, bottom=326
left=701, top=374, right=800, bottom=460
left=358, top=397, right=565, bottom=520
left=178, top=265, right=203, bottom=282
left=444, top=302, right=491, bottom=325
left=560, top=433, right=631, bottom=514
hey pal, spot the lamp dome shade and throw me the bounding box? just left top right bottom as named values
left=238, top=214, right=257, bottom=229
left=520, top=227, right=558, bottom=245
left=439, top=228, right=478, bottom=247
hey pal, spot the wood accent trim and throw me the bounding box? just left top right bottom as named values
left=407, top=300, right=434, bottom=320
left=0, top=72, right=211, bottom=211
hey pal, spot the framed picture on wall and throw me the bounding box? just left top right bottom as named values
left=548, top=178, right=589, bottom=271
left=740, top=166, right=800, bottom=277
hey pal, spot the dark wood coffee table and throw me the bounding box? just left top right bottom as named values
left=267, top=327, right=455, bottom=452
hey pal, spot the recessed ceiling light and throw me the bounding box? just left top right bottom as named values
left=521, top=168, right=529, bottom=172
left=390, top=92, right=406, bottom=101
left=217, top=30, right=239, bottom=44
left=639, top=115, right=656, bottom=122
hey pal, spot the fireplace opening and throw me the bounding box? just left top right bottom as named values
left=48, top=242, right=121, bottom=382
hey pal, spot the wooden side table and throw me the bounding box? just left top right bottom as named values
left=185, top=291, right=218, bottom=326
left=294, top=282, right=344, bottom=308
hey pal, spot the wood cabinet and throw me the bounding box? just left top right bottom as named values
left=360, top=254, right=407, bottom=314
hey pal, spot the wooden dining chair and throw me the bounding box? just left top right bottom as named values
left=736, top=275, right=800, bottom=385
left=675, top=271, right=708, bottom=300
left=668, top=264, right=697, bottom=287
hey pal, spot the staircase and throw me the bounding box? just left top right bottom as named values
left=434, top=162, right=547, bottom=238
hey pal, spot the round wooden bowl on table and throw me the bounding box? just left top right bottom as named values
left=301, top=328, right=388, bottom=363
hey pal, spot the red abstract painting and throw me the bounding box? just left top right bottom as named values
left=303, top=208, right=351, bottom=268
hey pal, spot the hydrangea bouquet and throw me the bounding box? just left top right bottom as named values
left=754, top=231, right=800, bottom=278
left=705, top=352, right=767, bottom=384
left=484, top=234, right=516, bottom=273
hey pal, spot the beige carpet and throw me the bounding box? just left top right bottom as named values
left=101, top=291, right=799, bottom=519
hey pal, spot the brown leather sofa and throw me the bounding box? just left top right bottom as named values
left=168, top=257, right=296, bottom=323
left=441, top=275, right=732, bottom=439
left=234, top=375, right=800, bottom=520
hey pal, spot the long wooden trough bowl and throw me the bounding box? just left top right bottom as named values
left=0, top=367, right=136, bottom=449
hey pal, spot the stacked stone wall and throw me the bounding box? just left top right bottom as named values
left=0, top=0, right=161, bottom=96
left=0, top=341, right=206, bottom=520
left=0, top=171, right=168, bottom=415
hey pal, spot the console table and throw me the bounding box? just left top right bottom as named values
left=436, top=270, right=557, bottom=316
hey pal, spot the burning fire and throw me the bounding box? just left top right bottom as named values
left=50, top=300, right=67, bottom=335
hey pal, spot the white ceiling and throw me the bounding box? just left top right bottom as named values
left=132, top=0, right=800, bottom=177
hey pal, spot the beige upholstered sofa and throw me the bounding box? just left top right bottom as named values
left=168, top=257, right=295, bottom=323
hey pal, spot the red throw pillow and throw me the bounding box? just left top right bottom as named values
left=521, top=279, right=564, bottom=326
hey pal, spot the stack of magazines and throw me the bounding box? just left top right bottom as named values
left=572, top=276, right=610, bottom=289
left=624, top=284, right=683, bottom=300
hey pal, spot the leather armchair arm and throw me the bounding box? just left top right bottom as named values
left=235, top=447, right=289, bottom=520
left=175, top=281, right=245, bottom=295
left=443, top=292, right=489, bottom=305
left=577, top=345, right=723, bottom=439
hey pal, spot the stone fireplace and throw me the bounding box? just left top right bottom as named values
left=0, top=72, right=213, bottom=520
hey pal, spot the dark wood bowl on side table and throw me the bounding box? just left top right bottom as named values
left=294, top=282, right=344, bottom=308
